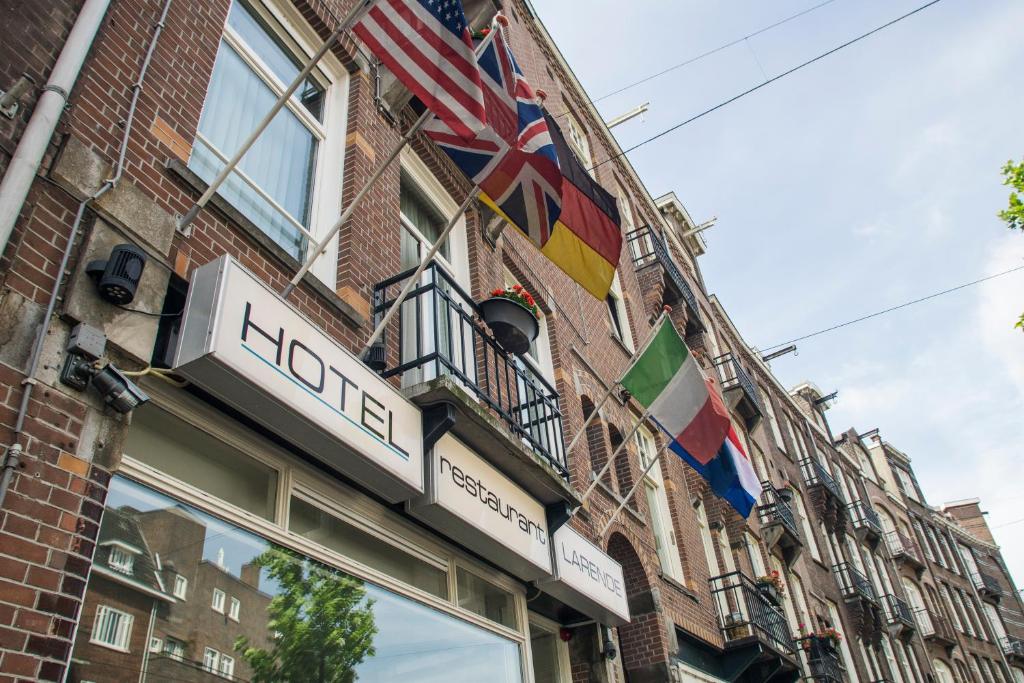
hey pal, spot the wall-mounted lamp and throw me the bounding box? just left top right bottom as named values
left=87, top=243, right=147, bottom=305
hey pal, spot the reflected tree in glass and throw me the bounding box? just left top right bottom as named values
left=236, top=546, right=377, bottom=682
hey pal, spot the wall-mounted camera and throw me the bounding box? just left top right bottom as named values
left=59, top=323, right=149, bottom=414
left=86, top=243, right=147, bottom=305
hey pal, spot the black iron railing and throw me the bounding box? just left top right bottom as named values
left=833, top=562, right=875, bottom=603
left=758, top=483, right=801, bottom=540
left=712, top=353, right=765, bottom=415
left=709, top=571, right=796, bottom=656
left=848, top=500, right=882, bottom=537
left=916, top=608, right=956, bottom=644
left=795, top=636, right=843, bottom=683
left=626, top=226, right=703, bottom=329
left=1000, top=636, right=1024, bottom=660
left=798, top=457, right=845, bottom=504
left=884, top=531, right=924, bottom=566
left=882, top=594, right=915, bottom=629
left=970, top=570, right=1002, bottom=597
left=371, top=261, right=567, bottom=477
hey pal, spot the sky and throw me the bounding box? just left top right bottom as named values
left=533, top=0, right=1024, bottom=584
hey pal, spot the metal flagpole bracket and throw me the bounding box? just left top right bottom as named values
left=599, top=444, right=667, bottom=538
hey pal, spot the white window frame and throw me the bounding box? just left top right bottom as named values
left=229, top=596, right=241, bottom=621
left=195, top=0, right=350, bottom=288
left=172, top=573, right=188, bottom=600
left=759, top=389, right=785, bottom=451
left=90, top=605, right=134, bottom=652
left=638, top=424, right=684, bottom=583
left=792, top=489, right=822, bottom=562
left=527, top=612, right=572, bottom=683
left=164, top=638, right=185, bottom=661
left=606, top=272, right=634, bottom=351
left=564, top=111, right=592, bottom=169
left=220, top=653, right=236, bottom=679
left=107, top=546, right=135, bottom=575
left=204, top=646, right=221, bottom=674
left=149, top=636, right=163, bottom=654
left=211, top=587, right=226, bottom=613
left=120, top=381, right=533, bottom=676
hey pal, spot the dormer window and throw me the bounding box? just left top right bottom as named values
left=108, top=547, right=135, bottom=575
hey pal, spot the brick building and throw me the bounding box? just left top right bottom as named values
left=0, top=0, right=1021, bottom=682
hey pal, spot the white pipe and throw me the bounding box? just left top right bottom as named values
left=0, top=0, right=111, bottom=258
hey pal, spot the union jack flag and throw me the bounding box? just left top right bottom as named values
left=425, top=21, right=562, bottom=246
left=354, top=0, right=486, bottom=140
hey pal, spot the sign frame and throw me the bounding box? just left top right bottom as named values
left=538, top=524, right=631, bottom=626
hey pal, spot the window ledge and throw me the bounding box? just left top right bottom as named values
left=658, top=573, right=700, bottom=603
left=592, top=479, right=644, bottom=524
left=609, top=332, right=634, bottom=359
left=166, top=158, right=366, bottom=330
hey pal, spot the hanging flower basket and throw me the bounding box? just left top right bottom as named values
left=479, top=285, right=540, bottom=356
left=755, top=571, right=785, bottom=605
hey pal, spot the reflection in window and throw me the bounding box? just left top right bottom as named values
left=124, top=405, right=279, bottom=520
left=457, top=567, right=518, bottom=631
left=289, top=496, right=448, bottom=598
left=69, top=477, right=522, bottom=683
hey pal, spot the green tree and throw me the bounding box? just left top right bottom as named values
left=998, top=158, right=1024, bottom=330
left=236, top=546, right=377, bottom=683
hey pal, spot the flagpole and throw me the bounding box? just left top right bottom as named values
left=562, top=309, right=670, bottom=457
left=177, top=0, right=372, bottom=234
left=281, top=20, right=502, bottom=300
left=599, top=445, right=667, bottom=538
left=577, top=407, right=652, bottom=506
left=359, top=184, right=480, bottom=358
left=281, top=108, right=432, bottom=299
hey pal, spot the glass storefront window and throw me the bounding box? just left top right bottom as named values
left=289, top=495, right=449, bottom=599
left=69, top=477, right=523, bottom=683
left=124, top=405, right=279, bottom=520
left=457, top=567, right=518, bottom=631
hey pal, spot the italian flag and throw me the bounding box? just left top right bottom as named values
left=620, top=321, right=730, bottom=465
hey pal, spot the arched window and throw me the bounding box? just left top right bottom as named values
left=932, top=659, right=955, bottom=683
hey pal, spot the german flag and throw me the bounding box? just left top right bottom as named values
left=541, top=112, right=622, bottom=299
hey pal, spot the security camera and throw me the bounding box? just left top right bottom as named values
left=90, top=364, right=149, bottom=413
left=602, top=626, right=618, bottom=661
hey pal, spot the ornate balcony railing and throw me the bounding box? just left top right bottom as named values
left=882, top=594, right=915, bottom=631
left=833, top=562, right=876, bottom=603
left=969, top=570, right=1002, bottom=601
left=626, top=226, right=703, bottom=329
left=848, top=500, right=882, bottom=539
left=798, top=457, right=845, bottom=505
left=916, top=608, right=956, bottom=645
left=884, top=531, right=924, bottom=568
left=709, top=571, right=796, bottom=657
left=795, top=636, right=843, bottom=683
left=711, top=353, right=764, bottom=429
left=372, top=261, right=567, bottom=478
left=758, top=484, right=800, bottom=539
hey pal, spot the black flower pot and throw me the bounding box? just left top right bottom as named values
left=479, top=296, right=539, bottom=356
left=778, top=487, right=795, bottom=504
left=757, top=583, right=783, bottom=606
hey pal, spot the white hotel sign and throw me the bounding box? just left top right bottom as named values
left=409, top=433, right=552, bottom=580
left=173, top=256, right=423, bottom=502
left=539, top=525, right=630, bottom=626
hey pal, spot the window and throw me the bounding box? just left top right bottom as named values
left=204, top=647, right=222, bottom=674
left=933, top=659, right=955, bottom=683
left=149, top=636, right=162, bottom=653
left=90, top=605, right=133, bottom=652
left=163, top=638, right=185, bottom=661
left=564, top=112, right=592, bottom=168
left=745, top=532, right=767, bottom=577
left=792, top=489, right=822, bottom=562
left=173, top=573, right=188, bottom=600
left=212, top=588, right=226, bottom=613
left=529, top=614, right=571, bottom=683
left=229, top=596, right=241, bottom=621
left=189, top=0, right=345, bottom=284
left=107, top=546, right=135, bottom=574
left=456, top=567, right=517, bottom=630
left=894, top=466, right=921, bottom=502
left=759, top=389, right=785, bottom=450
left=605, top=273, right=633, bottom=349
left=638, top=424, right=684, bottom=582
left=221, top=654, right=236, bottom=679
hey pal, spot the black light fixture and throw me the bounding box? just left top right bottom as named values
left=87, top=243, right=147, bottom=305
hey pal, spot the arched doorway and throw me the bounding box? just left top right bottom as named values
left=606, top=533, right=668, bottom=682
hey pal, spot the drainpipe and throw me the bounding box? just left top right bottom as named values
left=0, top=0, right=111, bottom=257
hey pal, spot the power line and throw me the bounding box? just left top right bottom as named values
left=591, top=0, right=841, bottom=104
left=759, top=264, right=1024, bottom=352
left=993, top=516, right=1024, bottom=530
left=590, top=0, right=946, bottom=173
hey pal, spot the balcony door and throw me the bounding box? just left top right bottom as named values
left=398, top=159, right=471, bottom=389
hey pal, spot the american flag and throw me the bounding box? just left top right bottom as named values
left=425, top=23, right=562, bottom=246
left=353, top=0, right=486, bottom=140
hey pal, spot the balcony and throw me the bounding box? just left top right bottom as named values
left=884, top=532, right=925, bottom=576
left=848, top=501, right=883, bottom=546
left=757, top=484, right=803, bottom=565
left=969, top=570, right=1002, bottom=603
left=626, top=226, right=704, bottom=332
left=1000, top=636, right=1024, bottom=665
left=712, top=353, right=764, bottom=430
left=798, top=457, right=848, bottom=535
left=709, top=571, right=801, bottom=683
left=916, top=608, right=957, bottom=648
left=795, top=636, right=844, bottom=683
left=371, top=261, right=579, bottom=508
left=833, top=563, right=876, bottom=604
left=881, top=594, right=916, bottom=638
